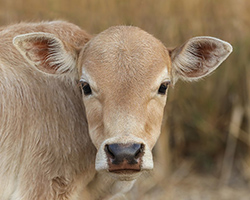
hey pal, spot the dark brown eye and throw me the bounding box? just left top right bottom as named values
left=80, top=81, right=92, bottom=96
left=158, top=81, right=170, bottom=95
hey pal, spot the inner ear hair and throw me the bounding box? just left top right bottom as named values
left=13, top=32, right=77, bottom=75
left=169, top=36, right=233, bottom=83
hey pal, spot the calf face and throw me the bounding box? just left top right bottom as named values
left=13, top=25, right=232, bottom=181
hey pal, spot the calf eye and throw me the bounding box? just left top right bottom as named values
left=158, top=81, right=170, bottom=95
left=80, top=81, right=92, bottom=96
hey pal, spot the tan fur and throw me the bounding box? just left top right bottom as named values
left=0, top=21, right=232, bottom=199
left=0, top=21, right=96, bottom=200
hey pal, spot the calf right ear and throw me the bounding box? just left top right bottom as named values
left=13, top=32, right=77, bottom=75
left=169, top=36, right=233, bottom=84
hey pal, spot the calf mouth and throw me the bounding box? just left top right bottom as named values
left=107, top=160, right=143, bottom=181
left=109, top=169, right=141, bottom=174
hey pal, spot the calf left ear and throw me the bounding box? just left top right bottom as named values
left=13, top=32, right=77, bottom=75
left=169, top=36, right=233, bottom=83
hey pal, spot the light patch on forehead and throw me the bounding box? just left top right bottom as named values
left=159, top=67, right=171, bottom=82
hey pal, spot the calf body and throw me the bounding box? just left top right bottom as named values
left=0, top=21, right=232, bottom=199
left=0, top=22, right=96, bottom=199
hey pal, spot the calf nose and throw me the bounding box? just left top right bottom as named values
left=105, top=143, right=144, bottom=172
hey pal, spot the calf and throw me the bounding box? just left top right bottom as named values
left=0, top=21, right=232, bottom=199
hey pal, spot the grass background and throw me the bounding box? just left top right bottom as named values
left=0, top=0, right=249, bottom=199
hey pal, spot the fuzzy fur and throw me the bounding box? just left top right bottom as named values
left=0, top=21, right=232, bottom=200
left=0, top=21, right=96, bottom=200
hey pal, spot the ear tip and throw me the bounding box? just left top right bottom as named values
left=224, top=41, right=233, bottom=54
left=13, top=35, right=21, bottom=46
left=220, top=40, right=233, bottom=61
left=212, top=37, right=233, bottom=54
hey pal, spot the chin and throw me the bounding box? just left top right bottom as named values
left=107, top=169, right=143, bottom=181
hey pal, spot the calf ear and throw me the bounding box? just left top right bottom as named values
left=13, top=32, right=77, bottom=75
left=169, top=36, right=233, bottom=83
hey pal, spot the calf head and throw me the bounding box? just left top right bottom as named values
left=13, top=25, right=232, bottom=181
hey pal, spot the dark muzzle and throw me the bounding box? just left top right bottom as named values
left=105, top=143, right=144, bottom=173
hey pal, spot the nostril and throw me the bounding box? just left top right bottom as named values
left=134, top=143, right=144, bottom=159
left=105, top=144, right=115, bottom=159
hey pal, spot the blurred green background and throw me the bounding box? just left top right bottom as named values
left=0, top=0, right=249, bottom=199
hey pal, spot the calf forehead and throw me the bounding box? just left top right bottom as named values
left=80, top=26, right=170, bottom=91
